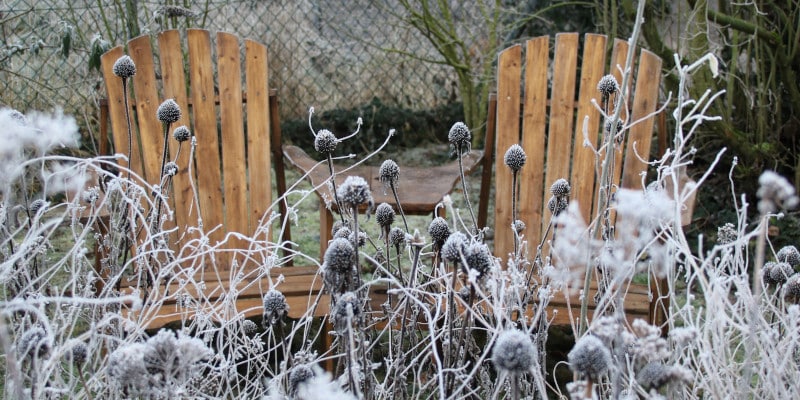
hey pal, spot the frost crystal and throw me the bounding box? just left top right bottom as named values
left=491, top=329, right=536, bottom=374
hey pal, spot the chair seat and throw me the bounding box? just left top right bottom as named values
left=283, top=145, right=484, bottom=213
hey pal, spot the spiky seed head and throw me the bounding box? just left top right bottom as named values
left=17, top=327, right=50, bottom=359
left=428, top=217, right=450, bottom=245
left=605, top=119, right=624, bottom=134
left=242, top=319, right=258, bottom=335
left=492, top=329, right=536, bottom=374
left=637, top=362, right=677, bottom=391
left=513, top=220, right=526, bottom=234
left=163, top=161, right=178, bottom=177
left=333, top=226, right=352, bottom=241
left=547, top=196, right=568, bottom=216
left=263, top=289, right=289, bottom=325
left=288, top=364, right=316, bottom=397
left=29, top=199, right=48, bottom=215
left=337, top=175, right=373, bottom=208
left=770, top=262, right=795, bottom=285
left=349, top=230, right=367, bottom=248
left=441, top=231, right=468, bottom=263
left=597, top=74, right=619, bottom=98
left=568, top=335, right=611, bottom=380
left=113, top=55, right=136, bottom=78
left=375, top=203, right=395, bottom=228
left=465, top=241, right=493, bottom=278
left=173, top=125, right=191, bottom=142
left=504, top=144, right=527, bottom=172
left=332, top=292, right=361, bottom=330
left=717, top=223, right=737, bottom=245
left=314, top=129, right=337, bottom=153
left=323, top=238, right=354, bottom=274
left=379, top=159, right=399, bottom=186
left=448, top=122, right=471, bottom=150
left=551, top=178, right=571, bottom=197
left=157, top=99, right=181, bottom=124
left=783, top=274, right=800, bottom=301
left=67, top=342, right=88, bottom=366
left=762, top=262, right=778, bottom=287
left=777, top=245, right=800, bottom=267
left=389, top=227, right=406, bottom=247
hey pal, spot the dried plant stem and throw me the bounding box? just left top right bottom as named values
left=389, top=182, right=410, bottom=233
left=327, top=155, right=346, bottom=224
left=456, top=144, right=478, bottom=234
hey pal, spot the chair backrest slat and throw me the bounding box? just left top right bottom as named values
left=245, top=39, right=272, bottom=238
left=622, top=49, right=662, bottom=189
left=519, top=36, right=549, bottom=248
left=101, top=47, right=144, bottom=180
left=187, top=29, right=225, bottom=246
left=217, top=32, right=249, bottom=242
left=128, top=36, right=163, bottom=186
left=158, top=30, right=194, bottom=237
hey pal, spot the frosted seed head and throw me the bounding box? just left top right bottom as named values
left=441, top=231, right=468, bottom=263
left=547, top=196, right=568, bottom=216
left=464, top=241, right=493, bottom=278
left=337, top=175, right=373, bottom=208
left=113, top=55, right=136, bottom=78
left=770, top=262, right=795, bottom=285
left=262, top=289, right=289, bottom=325
left=504, top=144, right=527, bottom=172
left=242, top=319, right=258, bottom=335
left=67, top=342, right=88, bottom=366
left=448, top=122, right=471, bottom=151
left=332, top=291, right=361, bottom=330
left=782, top=274, right=800, bottom=301
left=157, top=99, right=181, bottom=124
left=288, top=364, right=316, bottom=397
left=173, top=125, right=191, bottom=142
left=379, top=159, right=399, bottom=186
left=16, top=327, right=50, bottom=359
left=568, top=335, right=611, bottom=380
left=776, top=245, right=800, bottom=267
left=551, top=178, right=571, bottom=197
left=762, top=262, right=778, bottom=287
left=323, top=238, right=354, bottom=274
left=428, top=217, right=451, bottom=245
left=314, top=129, right=337, bottom=154
left=757, top=170, right=799, bottom=214
left=513, top=219, right=526, bottom=234
left=491, top=329, right=536, bottom=374
left=28, top=199, right=48, bottom=215
left=597, top=74, right=619, bottom=98
left=388, top=227, right=406, bottom=247
left=163, top=161, right=178, bottom=177
left=717, top=223, right=737, bottom=245
left=375, top=203, right=395, bottom=228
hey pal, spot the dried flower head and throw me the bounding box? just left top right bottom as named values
left=388, top=227, right=406, bottom=247
left=323, top=238, right=354, bottom=274
left=173, top=125, right=191, bottom=142
left=349, top=230, right=367, bottom=248
left=16, top=326, right=50, bottom=359
left=597, top=74, right=620, bottom=98
left=491, top=329, right=536, bottom=374
left=333, top=226, right=352, bottom=241
left=448, top=121, right=471, bottom=151
left=428, top=217, right=450, bottom=246
left=288, top=364, right=316, bottom=397
left=504, top=144, right=527, bottom=172
left=547, top=195, right=568, bottom=216
left=337, top=175, right=373, bottom=209
left=263, top=289, right=289, bottom=325
left=28, top=199, right=48, bottom=215
left=67, top=342, right=88, bottom=366
left=637, top=362, right=690, bottom=391
left=513, top=219, right=526, bottom=234
left=157, top=99, right=181, bottom=124
left=155, top=5, right=197, bottom=18
left=770, top=262, right=795, bottom=285
left=782, top=274, right=800, bottom=302
left=757, top=171, right=799, bottom=214
left=762, top=262, right=779, bottom=287
left=551, top=178, right=571, bottom=197
left=332, top=291, right=361, bottom=330
left=717, top=223, right=737, bottom=245
left=379, top=159, right=399, bottom=187
left=464, top=241, right=493, bottom=278
left=163, top=161, right=178, bottom=177
left=107, top=343, right=149, bottom=393
left=113, top=55, right=136, bottom=78
left=242, top=319, right=258, bottom=335
left=604, top=118, right=624, bottom=134
left=568, top=335, right=611, bottom=380
left=441, top=231, right=468, bottom=263
left=375, top=203, right=395, bottom=229
left=777, top=245, right=800, bottom=267
left=314, top=129, right=338, bottom=154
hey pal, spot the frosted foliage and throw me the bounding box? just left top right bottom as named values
left=757, top=171, right=798, bottom=214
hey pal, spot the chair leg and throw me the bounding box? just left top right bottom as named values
left=319, top=203, right=334, bottom=257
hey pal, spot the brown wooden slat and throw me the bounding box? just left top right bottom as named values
left=571, top=34, right=607, bottom=222
left=217, top=32, right=248, bottom=240
left=128, top=35, right=164, bottom=186
left=621, top=48, right=661, bottom=190
left=477, top=93, right=497, bottom=229
left=492, top=44, right=522, bottom=260
left=187, top=29, right=225, bottom=246
left=158, top=30, right=195, bottom=241
left=101, top=46, right=144, bottom=176
left=543, top=33, right=579, bottom=219
left=519, top=36, right=549, bottom=247
left=245, top=39, right=272, bottom=238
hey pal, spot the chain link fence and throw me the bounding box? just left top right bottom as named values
left=0, top=1, right=470, bottom=143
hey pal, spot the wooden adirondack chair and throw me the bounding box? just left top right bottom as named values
left=97, top=29, right=339, bottom=329
left=487, top=33, right=694, bottom=326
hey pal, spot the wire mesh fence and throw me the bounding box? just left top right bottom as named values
left=0, top=0, right=466, bottom=141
